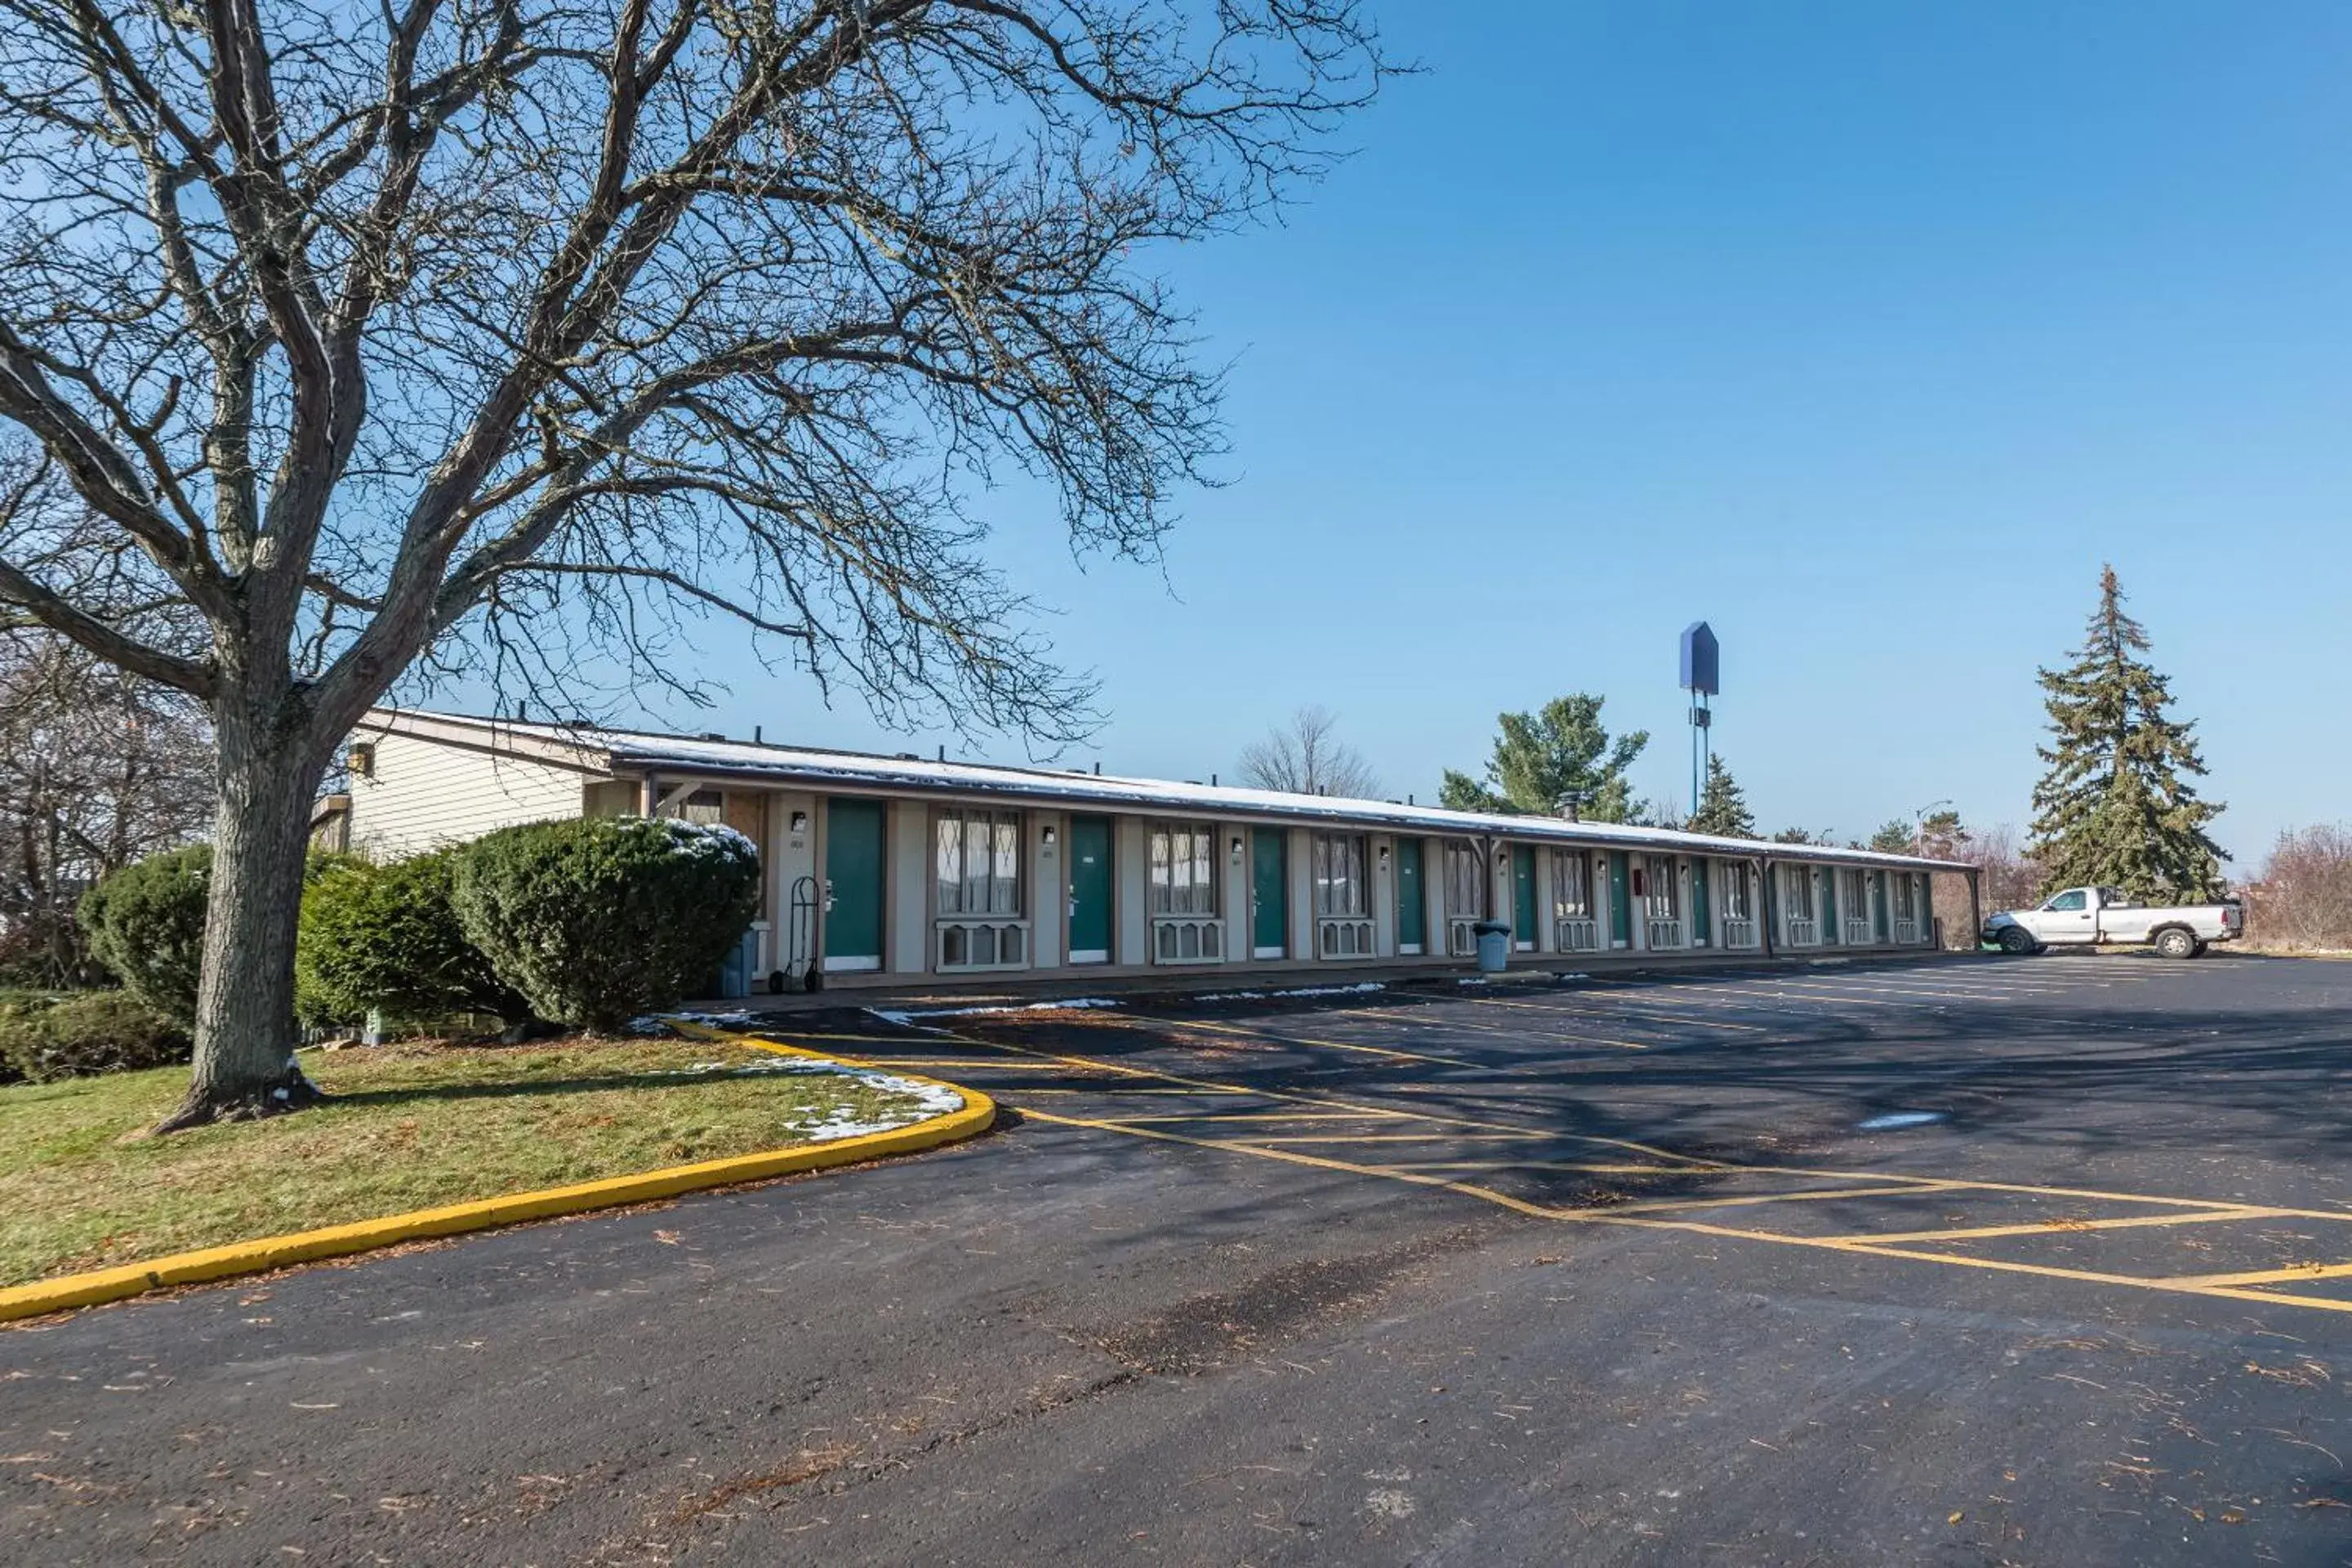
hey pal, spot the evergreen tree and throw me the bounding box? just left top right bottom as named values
left=1917, top=808, right=1970, bottom=860
left=2029, top=567, right=2225, bottom=898
left=1869, top=820, right=1915, bottom=854
left=1686, top=755, right=1758, bottom=838
left=1441, top=694, right=1648, bottom=819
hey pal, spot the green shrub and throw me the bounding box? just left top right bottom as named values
left=449, top=817, right=760, bottom=1031
left=0, top=990, right=191, bottom=1083
left=297, top=849, right=532, bottom=1031
left=77, top=844, right=211, bottom=1026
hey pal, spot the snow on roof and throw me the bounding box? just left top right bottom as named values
left=358, top=707, right=1970, bottom=872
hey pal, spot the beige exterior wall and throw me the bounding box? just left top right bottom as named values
left=1218, top=822, right=1251, bottom=959
left=888, top=800, right=928, bottom=975
left=1115, top=816, right=1149, bottom=966
left=348, top=732, right=590, bottom=859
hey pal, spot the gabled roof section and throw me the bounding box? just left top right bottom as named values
left=356, top=707, right=1971, bottom=872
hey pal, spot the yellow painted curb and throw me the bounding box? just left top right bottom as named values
left=0, top=1022, right=995, bottom=1325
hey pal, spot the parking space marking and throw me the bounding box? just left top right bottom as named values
left=2167, top=1260, right=2352, bottom=1289
left=1817, top=1208, right=2283, bottom=1245
left=1669, top=974, right=2126, bottom=1004
left=1015, top=1103, right=2352, bottom=1317
left=764, top=987, right=2352, bottom=1318
left=1596, top=1182, right=1967, bottom=1215
left=1459, top=995, right=1770, bottom=1032
left=1138, top=1013, right=1480, bottom=1067
left=1329, top=1006, right=1659, bottom=1051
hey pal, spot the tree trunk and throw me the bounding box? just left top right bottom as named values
left=154, top=710, right=331, bottom=1132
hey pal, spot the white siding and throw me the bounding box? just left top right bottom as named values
left=348, top=733, right=591, bottom=859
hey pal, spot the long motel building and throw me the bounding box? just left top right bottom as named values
left=321, top=710, right=1979, bottom=997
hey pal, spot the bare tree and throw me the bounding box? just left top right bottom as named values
left=1237, top=705, right=1380, bottom=799
left=0, top=635, right=214, bottom=984
left=0, top=0, right=1388, bottom=1127
left=2245, top=826, right=2352, bottom=951
left=1962, top=822, right=2042, bottom=914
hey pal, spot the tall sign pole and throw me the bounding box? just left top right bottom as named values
left=1680, top=621, right=1720, bottom=823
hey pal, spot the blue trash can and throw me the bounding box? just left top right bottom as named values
left=1472, top=919, right=1512, bottom=974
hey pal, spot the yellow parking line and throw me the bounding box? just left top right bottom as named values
left=1587, top=978, right=1930, bottom=1011
left=1234, top=1131, right=1553, bottom=1146
left=1599, top=1182, right=1962, bottom=1217
left=1020, top=1109, right=1568, bottom=1221
left=1330, top=1004, right=1655, bottom=1051
left=2164, top=1259, right=2352, bottom=1289
left=1103, top=1111, right=1395, bottom=1125
left=1441, top=997, right=1689, bottom=1043
left=929, top=1019, right=1727, bottom=1168
left=1385, top=1160, right=1699, bottom=1176
left=1150, top=1013, right=1472, bottom=1067
left=1821, top=1208, right=2282, bottom=1245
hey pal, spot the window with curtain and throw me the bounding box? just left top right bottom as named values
left=1721, top=862, right=1753, bottom=920
left=1645, top=855, right=1680, bottom=918
left=1895, top=874, right=1918, bottom=918
left=1148, top=822, right=1217, bottom=915
left=935, top=808, right=1022, bottom=915
left=1313, top=834, right=1368, bottom=918
left=1444, top=840, right=1485, bottom=918
left=1552, top=851, right=1591, bottom=918
left=1782, top=866, right=1815, bottom=919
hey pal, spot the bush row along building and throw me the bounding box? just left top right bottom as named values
left=318, top=710, right=1978, bottom=995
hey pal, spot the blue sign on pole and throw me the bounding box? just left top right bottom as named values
left=1680, top=621, right=1720, bottom=696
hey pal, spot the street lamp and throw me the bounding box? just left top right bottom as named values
left=1913, top=799, right=1953, bottom=855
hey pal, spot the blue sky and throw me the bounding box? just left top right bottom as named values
left=675, top=2, right=2352, bottom=868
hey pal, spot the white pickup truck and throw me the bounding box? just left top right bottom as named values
left=1983, top=885, right=2244, bottom=959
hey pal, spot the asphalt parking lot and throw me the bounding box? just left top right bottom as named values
left=7, top=952, right=2352, bottom=1565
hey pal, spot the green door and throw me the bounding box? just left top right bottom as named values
left=1871, top=871, right=1890, bottom=942
left=822, top=797, right=885, bottom=969
left=1250, top=829, right=1287, bottom=957
left=1511, top=846, right=1538, bottom=951
left=1691, top=858, right=1713, bottom=946
left=1820, top=868, right=1838, bottom=943
left=1395, top=839, right=1426, bottom=953
left=1067, top=816, right=1111, bottom=962
left=1607, top=852, right=1632, bottom=948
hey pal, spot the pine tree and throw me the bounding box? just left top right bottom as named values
left=1441, top=694, right=1648, bottom=820
left=1868, top=820, right=1915, bottom=854
left=2029, top=567, right=2225, bottom=898
left=1686, top=755, right=1758, bottom=838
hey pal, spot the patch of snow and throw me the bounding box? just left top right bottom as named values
left=670, top=1009, right=760, bottom=1026
left=656, top=1055, right=965, bottom=1135
left=1189, top=982, right=1386, bottom=1003
left=866, top=997, right=1121, bottom=1027
left=1454, top=977, right=1490, bottom=987
left=1857, top=1111, right=1944, bottom=1131
left=650, top=818, right=760, bottom=862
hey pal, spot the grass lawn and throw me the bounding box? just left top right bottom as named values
left=0, top=1034, right=955, bottom=1287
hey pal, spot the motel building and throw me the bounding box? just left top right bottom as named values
left=322, top=710, right=1976, bottom=998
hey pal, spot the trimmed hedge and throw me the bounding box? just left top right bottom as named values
left=450, top=817, right=760, bottom=1031
left=0, top=990, right=191, bottom=1084
left=77, top=844, right=211, bottom=1026
left=297, top=849, right=533, bottom=1031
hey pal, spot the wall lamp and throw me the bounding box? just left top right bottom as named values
left=1231, top=835, right=1245, bottom=862
left=789, top=810, right=809, bottom=835
left=1041, top=824, right=1058, bottom=846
